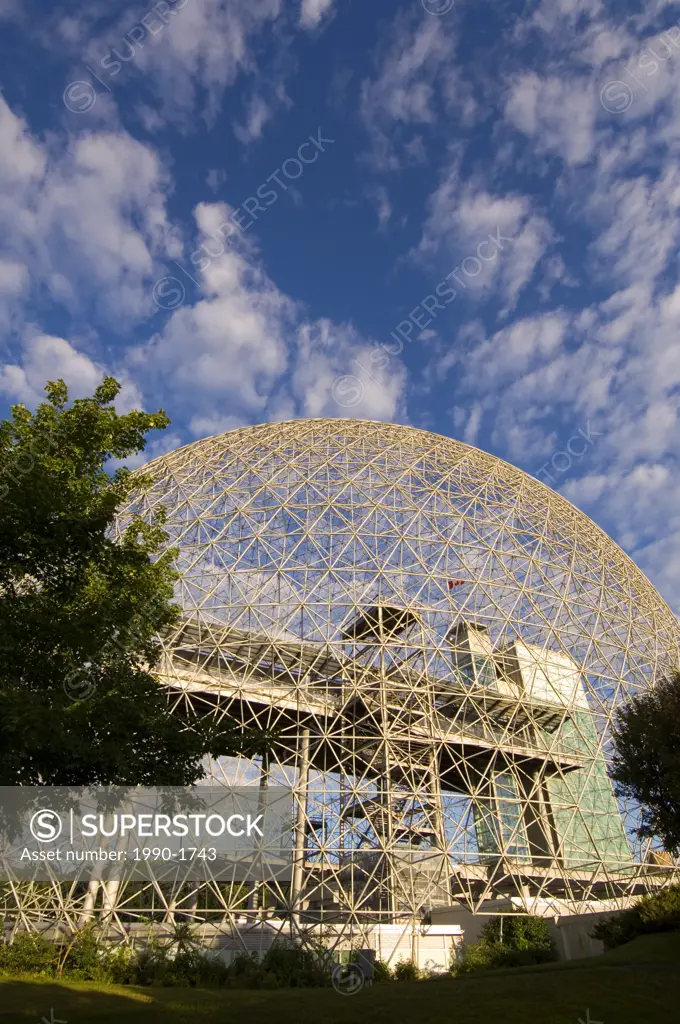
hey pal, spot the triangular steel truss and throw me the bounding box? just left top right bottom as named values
left=4, top=419, right=679, bottom=948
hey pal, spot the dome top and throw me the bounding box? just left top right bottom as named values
left=121, top=418, right=679, bottom=704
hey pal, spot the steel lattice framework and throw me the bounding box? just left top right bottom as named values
left=4, top=418, right=680, bottom=951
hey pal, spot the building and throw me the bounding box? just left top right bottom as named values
left=3, top=418, right=678, bottom=968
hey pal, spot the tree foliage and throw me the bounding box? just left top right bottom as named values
left=611, top=671, right=680, bottom=856
left=0, top=377, right=264, bottom=786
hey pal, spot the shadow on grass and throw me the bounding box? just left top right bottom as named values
left=0, top=978, right=157, bottom=1020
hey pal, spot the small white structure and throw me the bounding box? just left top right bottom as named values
left=497, top=641, right=590, bottom=709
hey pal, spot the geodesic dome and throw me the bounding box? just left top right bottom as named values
left=6, top=419, right=678, bottom=949
left=116, top=420, right=680, bottom=927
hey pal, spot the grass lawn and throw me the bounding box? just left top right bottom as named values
left=591, top=929, right=680, bottom=964
left=1, top=934, right=679, bottom=1024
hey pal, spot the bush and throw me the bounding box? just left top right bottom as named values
left=481, top=914, right=555, bottom=951
left=0, top=933, right=58, bottom=976
left=58, top=928, right=124, bottom=982
left=0, top=931, right=328, bottom=989
left=221, top=951, right=268, bottom=989
left=392, top=958, right=422, bottom=981
left=260, top=942, right=330, bottom=988
left=133, top=944, right=210, bottom=987
left=373, top=957, right=393, bottom=982
left=105, top=946, right=139, bottom=985
left=453, top=940, right=497, bottom=974
left=453, top=914, right=558, bottom=975
left=592, top=884, right=680, bottom=949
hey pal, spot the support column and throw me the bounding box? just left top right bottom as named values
left=185, top=888, right=198, bottom=920
left=248, top=752, right=270, bottom=914
left=291, top=727, right=311, bottom=927
left=430, top=745, right=450, bottom=903
left=79, top=879, right=100, bottom=926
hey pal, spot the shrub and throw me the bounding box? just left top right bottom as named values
left=453, top=940, right=497, bottom=974
left=0, top=932, right=336, bottom=989
left=592, top=883, right=680, bottom=949
left=132, top=943, right=230, bottom=987
left=218, top=943, right=334, bottom=990
left=105, top=946, right=138, bottom=985
left=453, top=914, right=558, bottom=975
left=260, top=942, right=330, bottom=988
left=373, top=957, right=393, bottom=982
left=57, top=928, right=117, bottom=981
left=392, top=958, right=422, bottom=981
left=0, top=933, right=58, bottom=976
left=481, top=914, right=555, bottom=951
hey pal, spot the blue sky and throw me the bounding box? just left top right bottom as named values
left=1, top=0, right=680, bottom=611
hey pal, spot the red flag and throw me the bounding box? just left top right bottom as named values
left=448, top=579, right=467, bottom=589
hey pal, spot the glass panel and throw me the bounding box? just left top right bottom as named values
left=456, top=651, right=476, bottom=686
left=495, top=771, right=531, bottom=862
left=475, top=655, right=497, bottom=689
left=544, top=710, right=632, bottom=870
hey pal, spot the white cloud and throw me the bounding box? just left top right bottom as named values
left=299, top=0, right=335, bottom=30
left=0, top=96, right=45, bottom=188
left=360, top=13, right=457, bottom=169
left=291, top=319, right=407, bottom=421
left=206, top=168, right=227, bottom=194
left=0, top=95, right=180, bottom=330
left=463, top=403, right=483, bottom=446
left=0, top=332, right=142, bottom=412
left=0, top=259, right=28, bottom=331
left=505, top=72, right=597, bottom=165
left=588, top=163, right=680, bottom=287
left=115, top=431, right=184, bottom=470
left=0, top=260, right=27, bottom=296
left=526, top=0, right=604, bottom=37
left=365, top=185, right=392, bottom=231
left=134, top=202, right=408, bottom=428
left=189, top=413, right=247, bottom=438
left=361, top=16, right=452, bottom=126
left=0, top=0, right=20, bottom=19
left=79, top=0, right=284, bottom=127
left=139, top=252, right=292, bottom=413
left=462, top=313, right=569, bottom=387
left=419, top=168, right=554, bottom=313
left=233, top=94, right=273, bottom=144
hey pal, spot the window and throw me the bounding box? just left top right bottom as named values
left=456, top=652, right=476, bottom=686
left=494, top=771, right=531, bottom=862
left=454, top=651, right=497, bottom=689
left=476, top=656, right=497, bottom=688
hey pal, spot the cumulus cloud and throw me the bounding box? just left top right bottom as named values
left=291, top=319, right=407, bottom=421
left=505, top=72, right=598, bottom=165
left=359, top=12, right=460, bottom=169
left=587, top=163, right=680, bottom=287
left=418, top=167, right=554, bottom=315
left=133, top=201, right=407, bottom=428
left=0, top=332, right=143, bottom=412
left=0, top=94, right=179, bottom=329
left=299, top=0, right=335, bottom=30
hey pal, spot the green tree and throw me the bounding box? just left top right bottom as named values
left=0, top=377, right=261, bottom=786
left=611, top=671, right=680, bottom=856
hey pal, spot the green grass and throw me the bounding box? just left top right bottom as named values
left=595, top=929, right=680, bottom=964
left=1, top=933, right=679, bottom=1024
